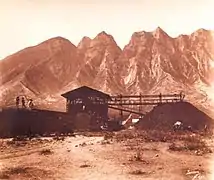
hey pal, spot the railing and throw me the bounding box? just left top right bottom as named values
left=108, top=92, right=185, bottom=106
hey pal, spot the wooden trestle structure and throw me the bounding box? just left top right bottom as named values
left=61, top=86, right=111, bottom=130
left=107, top=92, right=185, bottom=116
left=60, top=86, right=186, bottom=130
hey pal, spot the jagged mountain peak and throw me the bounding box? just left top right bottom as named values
left=152, top=27, right=170, bottom=39
left=154, top=26, right=165, bottom=33
left=129, top=27, right=171, bottom=45
left=84, top=31, right=121, bottom=51
left=80, top=36, right=91, bottom=42
left=190, top=28, right=211, bottom=38
left=41, top=36, right=76, bottom=47
left=96, top=31, right=110, bottom=37
left=195, top=28, right=209, bottom=34
left=129, top=30, right=153, bottom=47
left=1, top=28, right=214, bottom=112
left=1, top=36, right=75, bottom=62
left=77, top=36, right=92, bottom=49
left=43, top=36, right=72, bottom=44
left=132, top=30, right=151, bottom=37
left=94, top=31, right=116, bottom=44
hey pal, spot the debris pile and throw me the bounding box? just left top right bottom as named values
left=135, top=102, right=213, bottom=133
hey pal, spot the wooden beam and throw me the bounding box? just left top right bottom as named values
left=108, top=106, right=145, bottom=116
left=110, top=93, right=184, bottom=99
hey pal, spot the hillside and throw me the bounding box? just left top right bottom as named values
left=0, top=28, right=214, bottom=113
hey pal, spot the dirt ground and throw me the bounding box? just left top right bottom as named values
left=0, top=131, right=214, bottom=180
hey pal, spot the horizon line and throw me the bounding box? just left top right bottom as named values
left=1, top=26, right=214, bottom=60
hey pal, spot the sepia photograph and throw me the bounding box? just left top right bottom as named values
left=0, top=0, right=214, bottom=179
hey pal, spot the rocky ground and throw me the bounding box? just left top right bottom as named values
left=0, top=130, right=213, bottom=180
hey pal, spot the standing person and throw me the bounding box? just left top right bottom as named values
left=28, top=99, right=34, bottom=109
left=21, top=97, right=26, bottom=108
left=16, top=96, right=20, bottom=108
left=180, top=92, right=185, bottom=102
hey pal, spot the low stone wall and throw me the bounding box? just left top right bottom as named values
left=0, top=108, right=74, bottom=138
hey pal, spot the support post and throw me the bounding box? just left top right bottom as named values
left=119, top=94, right=123, bottom=118
left=66, top=99, right=69, bottom=112
left=139, top=93, right=142, bottom=112
left=159, top=93, right=162, bottom=104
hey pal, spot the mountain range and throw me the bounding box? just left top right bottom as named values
left=1, top=27, right=214, bottom=115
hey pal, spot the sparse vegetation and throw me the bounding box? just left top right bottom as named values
left=168, top=143, right=184, bottom=151
left=168, top=137, right=212, bottom=154
left=0, top=130, right=212, bottom=179
left=129, top=169, right=147, bottom=175
left=52, top=136, right=65, bottom=141
left=12, top=136, right=28, bottom=141
left=128, top=150, right=150, bottom=164
left=0, top=167, right=28, bottom=179
left=0, top=166, right=50, bottom=179
left=39, top=148, right=54, bottom=155
left=79, top=142, right=87, bottom=146
left=6, top=138, right=28, bottom=147
left=132, top=151, right=143, bottom=161
left=114, top=130, right=174, bottom=142
left=79, top=164, right=91, bottom=168
left=101, top=140, right=111, bottom=145
left=104, top=133, right=114, bottom=140
left=114, top=130, right=210, bottom=144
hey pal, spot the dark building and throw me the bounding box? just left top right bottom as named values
left=61, top=86, right=111, bottom=130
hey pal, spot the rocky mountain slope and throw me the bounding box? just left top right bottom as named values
left=0, top=27, right=214, bottom=113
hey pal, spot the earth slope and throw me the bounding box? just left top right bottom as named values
left=0, top=28, right=214, bottom=113
left=135, top=102, right=214, bottom=131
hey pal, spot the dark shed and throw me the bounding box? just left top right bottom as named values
left=61, top=86, right=111, bottom=100
left=61, top=86, right=111, bottom=130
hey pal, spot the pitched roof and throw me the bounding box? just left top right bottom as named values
left=61, top=86, right=111, bottom=100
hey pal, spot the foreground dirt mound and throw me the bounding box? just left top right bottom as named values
left=135, top=102, right=214, bottom=132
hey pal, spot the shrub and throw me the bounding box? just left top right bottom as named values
left=39, top=148, right=53, bottom=155
left=129, top=169, right=147, bottom=175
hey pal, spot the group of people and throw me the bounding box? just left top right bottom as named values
left=15, top=96, right=34, bottom=109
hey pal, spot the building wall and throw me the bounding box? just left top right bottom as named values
left=67, top=98, right=108, bottom=116
left=67, top=102, right=108, bottom=130
left=0, top=109, right=74, bottom=138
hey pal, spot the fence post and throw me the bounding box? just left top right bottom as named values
left=119, top=94, right=123, bottom=117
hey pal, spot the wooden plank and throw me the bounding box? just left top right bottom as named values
left=110, top=93, right=183, bottom=99
left=108, top=97, right=182, bottom=105
left=109, top=102, right=157, bottom=106
left=108, top=106, right=145, bottom=116
left=109, top=97, right=181, bottom=102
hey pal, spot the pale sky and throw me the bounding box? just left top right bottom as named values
left=0, top=0, right=214, bottom=59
